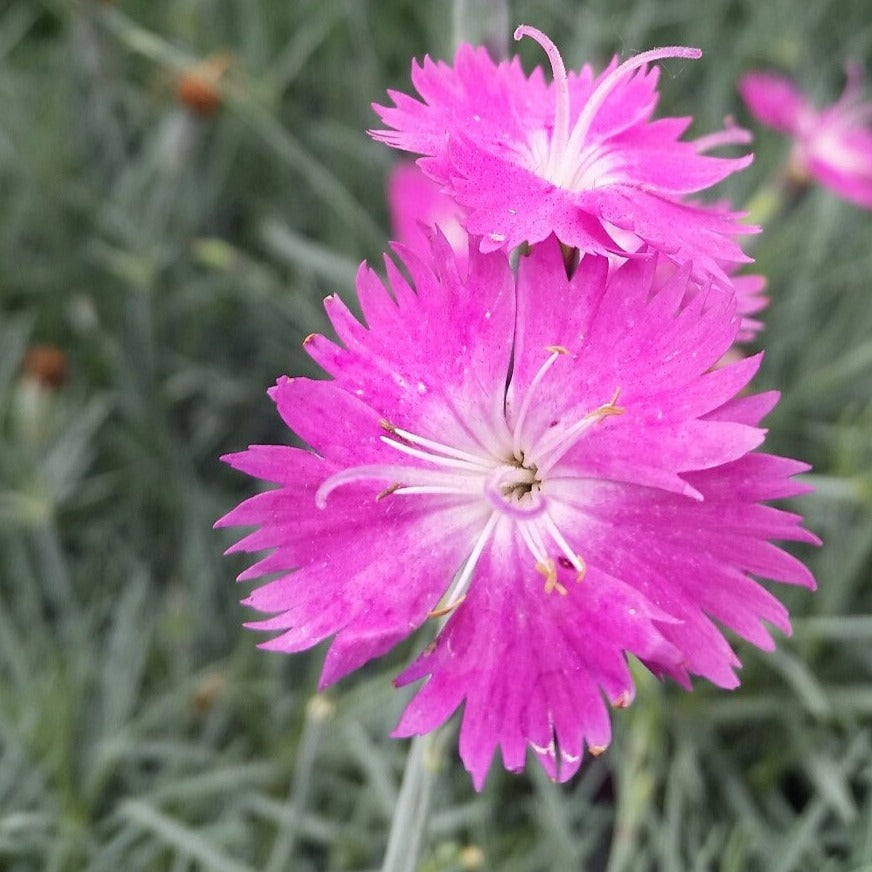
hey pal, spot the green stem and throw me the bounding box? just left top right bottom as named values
left=265, top=695, right=333, bottom=872
left=605, top=682, right=661, bottom=872
left=743, top=164, right=809, bottom=243
left=380, top=733, right=441, bottom=872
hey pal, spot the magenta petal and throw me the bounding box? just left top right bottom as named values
left=578, top=186, right=755, bottom=284
left=270, top=377, right=389, bottom=466
left=739, top=71, right=809, bottom=135
left=448, top=140, right=617, bottom=254
left=394, top=521, right=682, bottom=788
left=583, top=62, right=660, bottom=140
left=371, top=44, right=539, bottom=167
left=807, top=147, right=872, bottom=208
left=244, top=498, right=483, bottom=683
left=617, top=140, right=754, bottom=194
left=386, top=163, right=469, bottom=270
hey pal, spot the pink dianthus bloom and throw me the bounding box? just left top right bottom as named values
left=371, top=25, right=755, bottom=285
left=740, top=66, right=872, bottom=208
left=217, top=234, right=816, bottom=789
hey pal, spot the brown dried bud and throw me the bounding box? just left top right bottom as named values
left=191, top=669, right=227, bottom=714
left=21, top=345, right=68, bottom=389
left=175, top=53, right=232, bottom=117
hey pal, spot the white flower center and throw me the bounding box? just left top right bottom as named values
left=316, top=347, right=623, bottom=616
left=802, top=95, right=872, bottom=176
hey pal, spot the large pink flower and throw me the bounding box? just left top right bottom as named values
left=371, top=25, right=755, bottom=285
left=740, top=66, right=872, bottom=208
left=217, top=234, right=816, bottom=789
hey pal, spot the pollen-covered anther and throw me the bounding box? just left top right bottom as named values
left=376, top=483, right=403, bottom=501
left=588, top=744, right=608, bottom=757
left=588, top=387, right=624, bottom=420
left=537, top=559, right=568, bottom=595
left=429, top=595, right=468, bottom=618
left=545, top=344, right=569, bottom=355
left=612, top=690, right=632, bottom=709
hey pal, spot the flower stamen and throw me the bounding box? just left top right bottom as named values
left=537, top=559, right=567, bottom=595
left=514, top=26, right=570, bottom=180
left=429, top=595, right=467, bottom=618
left=316, top=463, right=425, bottom=508
left=317, top=464, right=482, bottom=507
left=515, top=26, right=701, bottom=190
left=564, top=46, right=702, bottom=159
left=380, top=419, right=494, bottom=467
left=394, top=482, right=482, bottom=496
left=376, top=483, right=403, bottom=501
left=512, top=346, right=568, bottom=459
left=534, top=388, right=624, bottom=476
left=429, top=511, right=500, bottom=618
left=542, top=513, right=586, bottom=578
left=519, top=520, right=549, bottom=565
left=381, top=435, right=489, bottom=471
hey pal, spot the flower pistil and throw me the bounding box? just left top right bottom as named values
left=513, top=25, right=702, bottom=192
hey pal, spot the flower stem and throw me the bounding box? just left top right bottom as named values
left=380, top=734, right=441, bottom=872
left=265, top=695, right=333, bottom=872
left=744, top=164, right=809, bottom=239
left=605, top=679, right=661, bottom=872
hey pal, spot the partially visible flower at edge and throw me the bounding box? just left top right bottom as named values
left=387, top=161, right=469, bottom=272
left=740, top=65, right=872, bottom=209
left=371, top=25, right=756, bottom=286
left=730, top=272, right=767, bottom=342
left=216, top=233, right=817, bottom=789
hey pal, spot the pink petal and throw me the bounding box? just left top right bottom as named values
left=739, top=71, right=811, bottom=134
left=394, top=520, right=682, bottom=788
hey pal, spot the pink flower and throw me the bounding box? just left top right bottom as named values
left=387, top=162, right=468, bottom=270
left=371, top=25, right=755, bottom=285
left=217, top=234, right=816, bottom=789
left=740, top=66, right=872, bottom=208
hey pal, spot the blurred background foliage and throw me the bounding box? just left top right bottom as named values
left=1, top=0, right=871, bottom=870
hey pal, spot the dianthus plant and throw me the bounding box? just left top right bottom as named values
left=218, top=234, right=816, bottom=789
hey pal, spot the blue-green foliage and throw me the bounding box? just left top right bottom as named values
left=0, top=1, right=871, bottom=869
